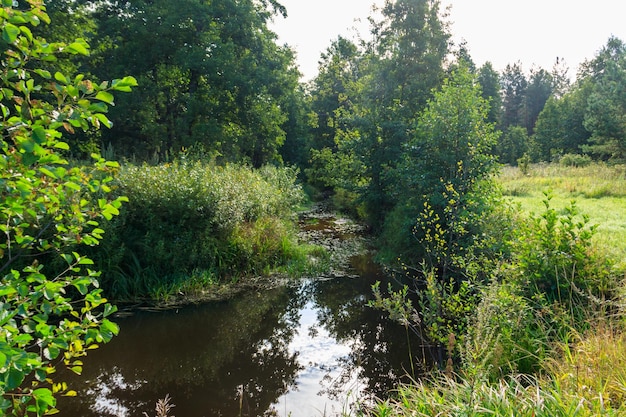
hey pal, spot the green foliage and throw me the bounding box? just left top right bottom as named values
left=373, top=67, right=503, bottom=362
left=500, top=62, right=528, bottom=131
left=418, top=269, right=479, bottom=348
left=366, top=372, right=626, bottom=416
left=559, top=153, right=593, bottom=167
left=517, top=153, right=531, bottom=174
left=87, top=0, right=301, bottom=166
left=582, top=40, right=626, bottom=161
left=462, top=282, right=544, bottom=380
left=532, top=86, right=593, bottom=163
left=0, top=2, right=135, bottom=414
left=477, top=61, right=502, bottom=125
left=92, top=162, right=308, bottom=300
left=497, top=125, right=529, bottom=165
left=512, top=194, right=613, bottom=312
left=391, top=66, right=501, bottom=272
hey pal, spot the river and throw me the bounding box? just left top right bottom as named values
left=55, top=213, right=428, bottom=417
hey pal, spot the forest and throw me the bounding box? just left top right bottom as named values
left=1, top=0, right=626, bottom=415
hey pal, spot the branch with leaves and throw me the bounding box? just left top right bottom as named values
left=0, top=1, right=136, bottom=415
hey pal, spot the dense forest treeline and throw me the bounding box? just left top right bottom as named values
left=2, top=0, right=626, bottom=415
left=34, top=0, right=626, bottom=213
left=29, top=0, right=626, bottom=165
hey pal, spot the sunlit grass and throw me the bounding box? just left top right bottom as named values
left=364, top=373, right=626, bottom=416
left=545, top=323, right=626, bottom=410
left=498, top=163, right=626, bottom=272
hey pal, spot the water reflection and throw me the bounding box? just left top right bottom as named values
left=58, top=287, right=305, bottom=416
left=57, top=256, right=425, bottom=417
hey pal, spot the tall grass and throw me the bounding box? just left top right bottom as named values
left=500, top=163, right=626, bottom=199
left=366, top=320, right=626, bottom=417
left=365, top=371, right=626, bottom=416
left=91, top=162, right=327, bottom=302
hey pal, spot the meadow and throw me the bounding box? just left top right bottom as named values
left=499, top=163, right=626, bottom=272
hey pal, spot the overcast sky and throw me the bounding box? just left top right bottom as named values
left=269, top=1, right=626, bottom=81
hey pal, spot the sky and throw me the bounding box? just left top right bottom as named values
left=269, top=1, right=626, bottom=81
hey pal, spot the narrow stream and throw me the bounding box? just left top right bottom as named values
left=56, top=215, right=428, bottom=417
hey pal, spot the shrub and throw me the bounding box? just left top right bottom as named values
left=559, top=153, right=593, bottom=167
left=512, top=194, right=614, bottom=312
left=92, top=162, right=307, bottom=300
left=0, top=2, right=136, bottom=414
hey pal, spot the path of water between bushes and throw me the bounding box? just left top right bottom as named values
left=56, top=207, right=429, bottom=417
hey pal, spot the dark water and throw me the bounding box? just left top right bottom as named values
left=56, top=217, right=429, bottom=416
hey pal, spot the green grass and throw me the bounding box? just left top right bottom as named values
left=365, top=323, right=626, bottom=417
left=499, top=163, right=626, bottom=272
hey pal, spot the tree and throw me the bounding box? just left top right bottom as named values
left=309, top=36, right=360, bottom=153
left=498, top=125, right=529, bottom=165
left=477, top=62, right=502, bottom=125
left=374, top=66, right=501, bottom=357
left=532, top=82, right=592, bottom=162
left=390, top=65, right=500, bottom=268
left=582, top=37, right=626, bottom=161
left=500, top=62, right=527, bottom=131
left=0, top=2, right=136, bottom=414
left=359, top=0, right=450, bottom=226
left=86, top=0, right=300, bottom=166
left=550, top=57, right=571, bottom=99
left=306, top=36, right=363, bottom=189
left=523, top=67, right=553, bottom=135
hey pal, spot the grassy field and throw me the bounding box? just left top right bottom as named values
left=498, top=163, right=626, bottom=272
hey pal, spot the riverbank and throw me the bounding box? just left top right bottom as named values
left=114, top=201, right=372, bottom=311
left=55, top=205, right=415, bottom=417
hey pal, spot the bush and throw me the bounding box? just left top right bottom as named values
left=512, top=193, right=615, bottom=317
left=559, top=153, right=593, bottom=167
left=0, top=2, right=136, bottom=414
left=93, top=162, right=306, bottom=300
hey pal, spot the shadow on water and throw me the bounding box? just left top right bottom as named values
left=57, top=218, right=431, bottom=416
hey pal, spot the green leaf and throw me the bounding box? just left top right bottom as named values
left=39, top=167, right=57, bottom=179
left=32, top=126, right=46, bottom=144
left=6, top=367, right=26, bottom=390
left=54, top=72, right=68, bottom=85
left=0, top=287, right=17, bottom=297
left=2, top=23, right=19, bottom=43
left=94, top=112, right=112, bottom=128
left=67, top=41, right=89, bottom=56
left=88, top=102, right=108, bottom=113
left=19, top=25, right=32, bottom=42
left=33, top=387, right=56, bottom=414
left=94, top=91, right=114, bottom=105
left=34, top=69, right=51, bottom=79
left=63, top=181, right=82, bottom=191
left=103, top=304, right=118, bottom=318
left=54, top=141, right=70, bottom=150
left=111, top=76, right=138, bottom=92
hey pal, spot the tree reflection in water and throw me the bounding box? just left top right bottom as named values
left=303, top=254, right=431, bottom=412
left=56, top=255, right=429, bottom=417
left=57, top=286, right=306, bottom=416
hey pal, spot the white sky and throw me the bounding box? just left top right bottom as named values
left=269, top=1, right=626, bottom=81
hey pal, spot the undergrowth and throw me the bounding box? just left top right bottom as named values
left=366, top=169, right=626, bottom=417
left=89, top=162, right=327, bottom=302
